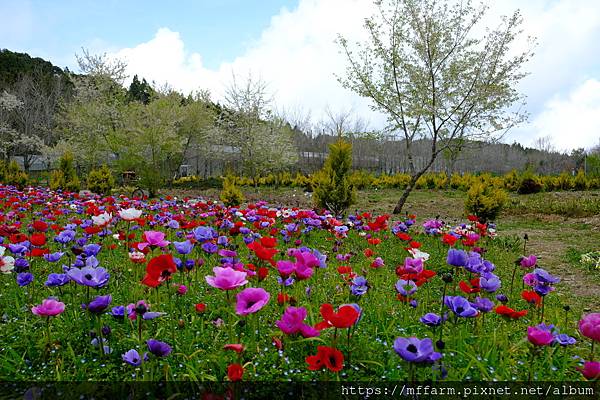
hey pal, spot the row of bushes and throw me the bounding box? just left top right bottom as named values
left=173, top=169, right=600, bottom=193
left=0, top=153, right=116, bottom=195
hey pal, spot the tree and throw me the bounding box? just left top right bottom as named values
left=337, top=0, right=533, bottom=213
left=4, top=73, right=66, bottom=171
left=59, top=50, right=129, bottom=169
left=128, top=74, right=155, bottom=104
left=222, top=74, right=297, bottom=183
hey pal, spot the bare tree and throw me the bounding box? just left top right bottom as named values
left=337, top=0, right=534, bottom=213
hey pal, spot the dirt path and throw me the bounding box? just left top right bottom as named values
left=501, top=217, right=600, bottom=311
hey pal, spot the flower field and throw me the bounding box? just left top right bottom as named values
left=0, top=185, right=598, bottom=385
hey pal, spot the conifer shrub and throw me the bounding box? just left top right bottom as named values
left=313, top=140, right=356, bottom=216
left=50, top=152, right=80, bottom=192
left=465, top=182, right=508, bottom=222
left=220, top=174, right=244, bottom=207
left=87, top=165, right=115, bottom=195
left=4, top=160, right=28, bottom=188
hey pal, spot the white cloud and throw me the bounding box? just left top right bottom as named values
left=105, top=0, right=600, bottom=150
left=530, top=79, right=600, bottom=152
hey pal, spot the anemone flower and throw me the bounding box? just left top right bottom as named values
left=393, top=337, right=442, bottom=363
left=67, top=266, right=110, bottom=288
left=122, top=349, right=146, bottom=366
left=275, top=306, right=320, bottom=338
left=444, top=295, right=479, bottom=318
left=146, top=339, right=172, bottom=357
left=577, top=361, right=600, bottom=380
left=235, top=287, right=270, bottom=316
left=527, top=325, right=554, bottom=346
left=32, top=298, right=65, bottom=317
left=446, top=248, right=467, bottom=267
left=419, top=313, right=444, bottom=327
left=86, top=294, right=112, bottom=314
left=205, top=267, right=248, bottom=291
left=579, top=313, right=600, bottom=342
left=141, top=254, right=177, bottom=288
left=395, top=279, right=417, bottom=297
left=119, top=208, right=142, bottom=221
left=137, top=231, right=170, bottom=250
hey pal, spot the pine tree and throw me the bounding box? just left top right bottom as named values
left=313, top=139, right=356, bottom=216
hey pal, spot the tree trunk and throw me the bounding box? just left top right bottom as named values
left=392, top=167, right=430, bottom=214
left=393, top=177, right=417, bottom=214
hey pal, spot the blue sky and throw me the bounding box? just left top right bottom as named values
left=1, top=0, right=298, bottom=70
left=2, top=0, right=600, bottom=151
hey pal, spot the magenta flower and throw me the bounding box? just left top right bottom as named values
left=138, top=231, right=170, bottom=250
left=276, top=260, right=296, bottom=277
left=577, top=361, right=600, bottom=380
left=32, top=298, right=65, bottom=317
left=403, top=257, right=423, bottom=273
left=205, top=267, right=248, bottom=291
left=235, top=287, right=270, bottom=316
left=527, top=325, right=554, bottom=346
left=275, top=306, right=320, bottom=337
left=579, top=313, right=600, bottom=342
left=520, top=255, right=537, bottom=269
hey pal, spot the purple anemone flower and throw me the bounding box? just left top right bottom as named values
left=192, top=226, right=215, bottom=242
left=419, top=313, right=444, bottom=327
left=17, top=272, right=33, bottom=287
left=43, top=252, right=64, bottom=263
left=83, top=244, right=102, bottom=257
left=173, top=240, right=194, bottom=255
left=471, top=297, right=494, bottom=313
left=67, top=266, right=110, bottom=288
left=350, top=276, right=368, bottom=296
left=479, top=272, right=501, bottom=293
left=444, top=295, right=479, bottom=318
left=554, top=333, right=576, bottom=346
left=395, top=279, right=417, bottom=297
left=87, top=294, right=112, bottom=314
left=45, top=273, right=70, bottom=287
left=275, top=306, right=320, bottom=338
left=147, top=339, right=172, bottom=357
left=446, top=249, right=467, bottom=267
left=393, top=337, right=442, bottom=363
left=54, top=230, right=76, bottom=244
left=533, top=268, right=560, bottom=284
left=122, top=349, right=146, bottom=366
left=201, top=242, right=218, bottom=254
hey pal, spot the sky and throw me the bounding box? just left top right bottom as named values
left=2, top=0, right=600, bottom=152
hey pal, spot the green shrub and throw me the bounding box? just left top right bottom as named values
left=220, top=175, right=244, bottom=207
left=87, top=165, right=115, bottom=195
left=0, top=159, right=6, bottom=183
left=4, top=160, right=28, bottom=188
left=50, top=152, right=80, bottom=192
left=573, top=169, right=589, bottom=191
left=313, top=140, right=356, bottom=216
left=516, top=171, right=543, bottom=194
left=465, top=182, right=508, bottom=222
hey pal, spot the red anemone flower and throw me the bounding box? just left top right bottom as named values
left=247, top=241, right=278, bottom=263
left=306, top=346, right=344, bottom=372
left=141, top=254, right=177, bottom=288
left=318, top=304, right=359, bottom=329
left=442, top=234, right=458, bottom=246
left=495, top=305, right=528, bottom=319
left=459, top=278, right=481, bottom=294
left=521, top=290, right=542, bottom=306
left=227, top=363, right=244, bottom=382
